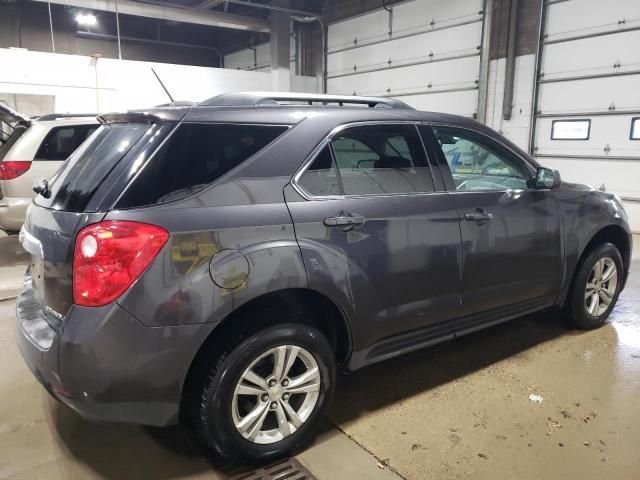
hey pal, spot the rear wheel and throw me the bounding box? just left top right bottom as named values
left=566, top=242, right=623, bottom=330
left=194, top=323, right=335, bottom=462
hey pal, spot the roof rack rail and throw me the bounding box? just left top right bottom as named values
left=36, top=113, right=98, bottom=121
left=200, top=92, right=414, bottom=110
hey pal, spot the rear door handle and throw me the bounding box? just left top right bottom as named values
left=464, top=209, right=493, bottom=222
left=324, top=213, right=365, bottom=228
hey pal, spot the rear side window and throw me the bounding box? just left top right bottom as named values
left=34, top=123, right=151, bottom=212
left=297, top=146, right=341, bottom=196
left=116, top=123, right=287, bottom=208
left=35, top=125, right=98, bottom=161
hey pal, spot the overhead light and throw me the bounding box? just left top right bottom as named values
left=75, top=13, right=97, bottom=26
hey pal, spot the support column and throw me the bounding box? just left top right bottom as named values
left=270, top=1, right=290, bottom=91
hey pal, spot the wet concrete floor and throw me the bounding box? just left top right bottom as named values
left=0, top=229, right=638, bottom=479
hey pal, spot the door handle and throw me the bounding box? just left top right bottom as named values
left=324, top=213, right=365, bottom=228
left=464, top=209, right=493, bottom=222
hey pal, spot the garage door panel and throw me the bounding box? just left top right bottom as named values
left=328, top=10, right=389, bottom=51
left=537, top=75, right=640, bottom=113
left=541, top=30, right=640, bottom=79
left=327, top=22, right=482, bottom=77
left=539, top=157, right=640, bottom=199
left=327, top=55, right=480, bottom=96
left=396, top=89, right=479, bottom=117
left=392, top=0, right=483, bottom=36
left=536, top=116, right=639, bottom=157
left=545, top=0, right=640, bottom=41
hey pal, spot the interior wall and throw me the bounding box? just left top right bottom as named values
left=0, top=48, right=282, bottom=113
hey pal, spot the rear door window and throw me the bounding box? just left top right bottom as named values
left=35, top=125, right=98, bottom=161
left=116, top=123, right=288, bottom=208
left=331, top=124, right=434, bottom=196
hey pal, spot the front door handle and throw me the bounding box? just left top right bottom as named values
left=464, top=209, right=493, bottom=222
left=324, top=213, right=365, bottom=228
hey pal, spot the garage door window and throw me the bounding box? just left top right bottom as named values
left=631, top=118, right=640, bottom=140
left=551, top=120, right=591, bottom=140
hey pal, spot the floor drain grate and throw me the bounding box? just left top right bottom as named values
left=228, top=457, right=315, bottom=480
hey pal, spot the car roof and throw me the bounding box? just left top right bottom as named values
left=100, top=92, right=474, bottom=126
left=96, top=92, right=538, bottom=166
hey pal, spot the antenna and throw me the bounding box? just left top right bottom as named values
left=151, top=68, right=175, bottom=104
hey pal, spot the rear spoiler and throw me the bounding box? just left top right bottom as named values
left=98, top=107, right=190, bottom=124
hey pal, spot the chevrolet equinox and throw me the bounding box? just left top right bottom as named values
left=16, top=92, right=632, bottom=462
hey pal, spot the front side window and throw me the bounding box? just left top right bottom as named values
left=117, top=123, right=288, bottom=208
left=35, top=125, right=98, bottom=161
left=433, top=127, right=530, bottom=192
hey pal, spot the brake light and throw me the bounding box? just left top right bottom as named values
left=0, top=161, right=31, bottom=180
left=73, top=221, right=169, bottom=307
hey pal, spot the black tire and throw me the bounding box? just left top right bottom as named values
left=566, top=242, right=623, bottom=330
left=194, top=323, right=335, bottom=463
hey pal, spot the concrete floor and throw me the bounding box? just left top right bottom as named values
left=1, top=231, right=639, bottom=479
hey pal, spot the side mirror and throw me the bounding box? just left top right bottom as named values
left=532, top=167, right=561, bottom=189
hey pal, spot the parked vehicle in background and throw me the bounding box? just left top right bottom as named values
left=0, top=104, right=98, bottom=232
left=15, top=93, right=632, bottom=463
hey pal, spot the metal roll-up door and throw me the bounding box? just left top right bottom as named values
left=326, top=0, right=488, bottom=118
left=531, top=0, right=640, bottom=229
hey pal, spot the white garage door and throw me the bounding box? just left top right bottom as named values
left=531, top=0, right=640, bottom=229
left=327, top=0, right=486, bottom=117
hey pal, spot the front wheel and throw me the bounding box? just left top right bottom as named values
left=194, top=323, right=336, bottom=463
left=566, top=242, right=623, bottom=330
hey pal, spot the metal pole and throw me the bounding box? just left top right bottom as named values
left=476, top=0, right=491, bottom=122
left=502, top=0, right=518, bottom=120
left=47, top=1, right=56, bottom=53
left=527, top=0, right=546, bottom=155
left=115, top=0, right=122, bottom=60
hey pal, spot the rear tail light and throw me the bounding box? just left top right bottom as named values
left=0, top=161, right=32, bottom=180
left=73, top=221, right=169, bottom=307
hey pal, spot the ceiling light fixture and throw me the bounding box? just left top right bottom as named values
left=75, top=13, right=97, bottom=26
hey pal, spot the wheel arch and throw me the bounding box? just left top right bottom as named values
left=179, top=287, right=353, bottom=422
left=563, top=224, right=631, bottom=305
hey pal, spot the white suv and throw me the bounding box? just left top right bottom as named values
left=0, top=105, right=98, bottom=232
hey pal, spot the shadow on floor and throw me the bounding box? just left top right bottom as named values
left=328, top=310, right=572, bottom=425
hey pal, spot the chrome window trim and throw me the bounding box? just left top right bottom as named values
left=425, top=121, right=537, bottom=195
left=291, top=120, right=440, bottom=201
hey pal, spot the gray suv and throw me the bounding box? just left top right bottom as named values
left=16, top=92, right=632, bottom=462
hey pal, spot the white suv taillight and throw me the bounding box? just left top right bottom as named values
left=73, top=221, right=169, bottom=307
left=0, top=161, right=32, bottom=180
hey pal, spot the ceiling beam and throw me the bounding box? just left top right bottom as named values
left=198, top=0, right=227, bottom=8
left=32, top=0, right=270, bottom=32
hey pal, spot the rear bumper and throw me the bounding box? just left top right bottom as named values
left=16, top=278, right=216, bottom=426
left=0, top=196, right=30, bottom=232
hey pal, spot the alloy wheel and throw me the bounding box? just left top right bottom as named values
left=584, top=256, right=618, bottom=317
left=231, top=345, right=321, bottom=445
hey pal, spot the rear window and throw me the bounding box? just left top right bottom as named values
left=116, top=123, right=288, bottom=208
left=35, top=123, right=151, bottom=212
left=35, top=125, right=98, bottom=161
